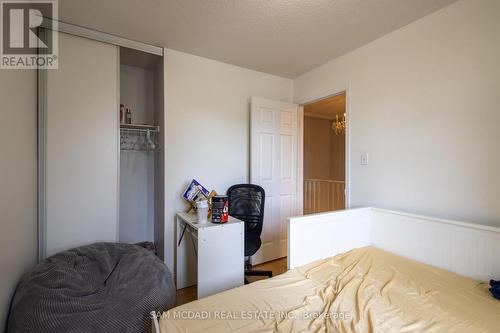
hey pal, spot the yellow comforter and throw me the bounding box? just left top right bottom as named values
left=160, top=247, right=500, bottom=332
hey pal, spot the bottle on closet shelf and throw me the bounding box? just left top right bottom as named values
left=125, top=108, right=132, bottom=124
left=119, top=104, right=125, bottom=124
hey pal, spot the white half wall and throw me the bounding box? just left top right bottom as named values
left=0, top=70, right=37, bottom=329
left=163, top=49, right=293, bottom=271
left=293, top=0, right=500, bottom=227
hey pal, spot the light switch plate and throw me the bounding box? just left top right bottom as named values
left=361, top=153, right=369, bottom=165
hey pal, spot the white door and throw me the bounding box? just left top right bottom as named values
left=44, top=32, right=119, bottom=257
left=250, top=97, right=302, bottom=264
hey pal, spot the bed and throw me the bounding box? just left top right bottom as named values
left=156, top=208, right=500, bottom=333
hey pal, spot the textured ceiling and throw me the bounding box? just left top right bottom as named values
left=304, top=93, right=346, bottom=120
left=58, top=0, right=458, bottom=78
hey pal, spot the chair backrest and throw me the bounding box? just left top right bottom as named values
left=227, top=184, right=265, bottom=241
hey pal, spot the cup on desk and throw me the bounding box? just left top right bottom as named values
left=196, top=200, right=209, bottom=224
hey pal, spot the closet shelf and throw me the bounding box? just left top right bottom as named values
left=120, top=124, right=160, bottom=132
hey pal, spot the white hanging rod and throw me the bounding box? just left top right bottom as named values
left=120, top=124, right=160, bottom=132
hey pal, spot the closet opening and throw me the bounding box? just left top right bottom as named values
left=119, top=47, right=165, bottom=259
left=303, top=92, right=346, bottom=214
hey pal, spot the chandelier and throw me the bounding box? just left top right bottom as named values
left=332, top=113, right=346, bottom=135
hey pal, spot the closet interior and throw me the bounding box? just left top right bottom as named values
left=119, top=47, right=165, bottom=259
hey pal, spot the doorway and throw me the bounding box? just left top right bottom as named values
left=249, top=92, right=348, bottom=264
left=302, top=92, right=346, bottom=214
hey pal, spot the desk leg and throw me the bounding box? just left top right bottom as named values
left=175, top=217, right=198, bottom=290
left=177, top=222, right=187, bottom=247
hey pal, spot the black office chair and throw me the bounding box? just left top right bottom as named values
left=227, top=184, right=273, bottom=284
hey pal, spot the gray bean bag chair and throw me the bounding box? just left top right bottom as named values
left=7, top=242, right=175, bottom=333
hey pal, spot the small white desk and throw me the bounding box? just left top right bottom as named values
left=175, top=212, right=244, bottom=298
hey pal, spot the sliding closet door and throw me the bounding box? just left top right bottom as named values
left=44, top=32, right=119, bottom=257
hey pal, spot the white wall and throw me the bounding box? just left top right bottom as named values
left=163, top=49, right=293, bottom=271
left=0, top=70, right=37, bottom=329
left=294, top=0, right=500, bottom=226
left=120, top=65, right=156, bottom=124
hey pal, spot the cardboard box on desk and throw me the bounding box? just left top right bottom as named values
left=182, top=179, right=217, bottom=215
